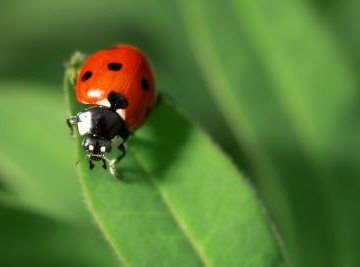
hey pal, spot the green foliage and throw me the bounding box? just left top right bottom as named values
left=0, top=82, right=87, bottom=223
left=0, top=203, right=119, bottom=267
left=64, top=54, right=286, bottom=266
left=0, top=0, right=359, bottom=266
left=0, top=83, right=119, bottom=267
left=176, top=1, right=360, bottom=266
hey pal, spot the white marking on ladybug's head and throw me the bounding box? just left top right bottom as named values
left=116, top=109, right=126, bottom=120
left=89, top=145, right=94, bottom=151
left=87, top=90, right=102, bottom=98
left=77, top=111, right=93, bottom=136
left=100, top=146, right=106, bottom=153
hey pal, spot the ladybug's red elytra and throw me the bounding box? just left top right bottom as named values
left=67, top=44, right=156, bottom=177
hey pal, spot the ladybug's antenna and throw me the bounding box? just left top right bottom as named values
left=75, top=155, right=87, bottom=167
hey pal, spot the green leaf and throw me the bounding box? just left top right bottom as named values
left=0, top=81, right=88, bottom=224
left=0, top=204, right=119, bottom=267
left=0, top=0, right=235, bottom=155
left=228, top=0, right=357, bottom=156
left=176, top=0, right=298, bottom=263
left=176, top=0, right=360, bottom=266
left=65, top=53, right=287, bottom=266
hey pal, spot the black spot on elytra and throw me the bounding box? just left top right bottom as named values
left=107, top=62, right=122, bottom=71
left=141, top=78, right=149, bottom=91
left=81, top=71, right=92, bottom=82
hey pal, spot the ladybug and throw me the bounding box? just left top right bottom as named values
left=67, top=44, right=156, bottom=176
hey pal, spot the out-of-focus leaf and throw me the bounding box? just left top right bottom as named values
left=1, top=0, right=359, bottom=266
left=229, top=0, right=356, bottom=155
left=0, top=82, right=88, bottom=224
left=313, top=0, right=360, bottom=265
left=0, top=204, right=119, bottom=267
left=177, top=0, right=360, bottom=266
left=0, top=0, right=236, bottom=159
left=64, top=54, right=287, bottom=266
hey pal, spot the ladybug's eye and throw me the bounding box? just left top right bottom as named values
left=81, top=71, right=92, bottom=82
left=107, top=62, right=122, bottom=71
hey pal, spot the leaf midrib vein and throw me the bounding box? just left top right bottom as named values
left=130, top=152, right=212, bottom=267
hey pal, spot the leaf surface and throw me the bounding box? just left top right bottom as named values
left=176, top=0, right=360, bottom=266
left=0, top=204, right=119, bottom=267
left=65, top=54, right=287, bottom=266
left=0, top=81, right=88, bottom=223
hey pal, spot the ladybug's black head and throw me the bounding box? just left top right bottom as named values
left=82, top=134, right=112, bottom=161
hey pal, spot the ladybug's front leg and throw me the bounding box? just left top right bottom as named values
left=108, top=142, right=127, bottom=178
left=66, top=116, right=77, bottom=137
left=102, top=159, right=107, bottom=170
left=89, top=160, right=95, bottom=170
left=117, top=142, right=127, bottom=161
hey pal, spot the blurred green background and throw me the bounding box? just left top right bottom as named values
left=0, top=0, right=359, bottom=266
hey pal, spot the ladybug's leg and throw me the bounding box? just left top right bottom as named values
left=107, top=91, right=129, bottom=111
left=89, top=160, right=95, bottom=170
left=108, top=142, right=127, bottom=178
left=117, top=142, right=127, bottom=161
left=66, top=116, right=77, bottom=137
left=111, top=143, right=127, bottom=165
left=102, top=159, right=107, bottom=170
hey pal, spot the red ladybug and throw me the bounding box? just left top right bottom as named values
left=67, top=44, right=156, bottom=176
